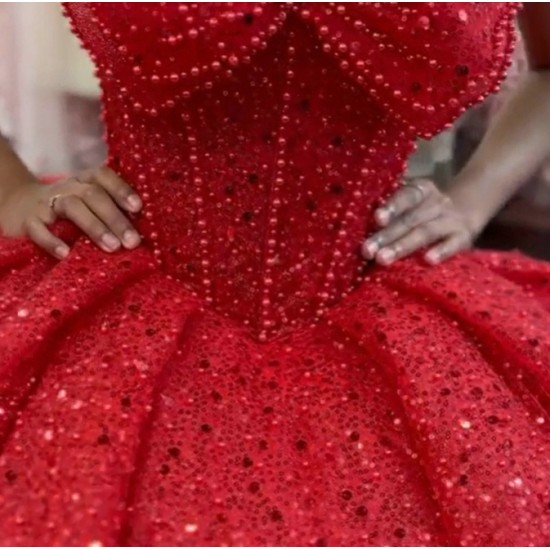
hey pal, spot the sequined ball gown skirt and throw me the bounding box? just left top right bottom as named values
left=1, top=2, right=550, bottom=547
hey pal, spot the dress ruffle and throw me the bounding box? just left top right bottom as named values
left=1, top=236, right=550, bottom=545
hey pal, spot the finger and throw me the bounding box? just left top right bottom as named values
left=362, top=196, right=443, bottom=259
left=25, top=217, right=71, bottom=260
left=374, top=179, right=435, bottom=226
left=425, top=231, right=472, bottom=265
left=54, top=195, right=120, bottom=253
left=79, top=184, right=141, bottom=249
left=375, top=217, right=452, bottom=266
left=83, top=166, right=142, bottom=213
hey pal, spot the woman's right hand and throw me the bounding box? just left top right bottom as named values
left=0, top=166, right=142, bottom=259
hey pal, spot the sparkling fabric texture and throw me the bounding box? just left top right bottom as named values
left=2, top=2, right=550, bottom=546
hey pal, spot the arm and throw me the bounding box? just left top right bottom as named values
left=362, top=3, right=550, bottom=266
left=0, top=134, right=39, bottom=204
left=449, top=3, right=550, bottom=237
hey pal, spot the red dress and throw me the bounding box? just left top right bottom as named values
left=2, top=2, right=550, bottom=546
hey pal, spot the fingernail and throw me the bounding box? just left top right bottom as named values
left=102, top=233, right=121, bottom=251
left=375, top=208, right=389, bottom=226
left=425, top=251, right=440, bottom=264
left=123, top=229, right=141, bottom=248
left=127, top=194, right=142, bottom=212
left=54, top=244, right=70, bottom=259
left=362, top=239, right=378, bottom=259
left=377, top=248, right=395, bottom=265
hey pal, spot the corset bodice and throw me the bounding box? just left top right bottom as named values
left=64, top=2, right=517, bottom=339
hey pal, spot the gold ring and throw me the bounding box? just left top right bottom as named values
left=48, top=193, right=64, bottom=211
left=385, top=203, right=396, bottom=216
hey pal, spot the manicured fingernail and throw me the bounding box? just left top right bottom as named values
left=54, top=244, right=70, bottom=259
left=377, top=248, right=395, bottom=265
left=375, top=208, right=389, bottom=226
left=362, top=240, right=378, bottom=259
left=127, top=194, right=142, bottom=212
left=123, top=229, right=141, bottom=248
left=102, top=233, right=121, bottom=251
left=425, top=251, right=440, bottom=264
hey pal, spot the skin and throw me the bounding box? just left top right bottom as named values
left=0, top=155, right=142, bottom=258
left=363, top=4, right=550, bottom=266
left=0, top=4, right=549, bottom=263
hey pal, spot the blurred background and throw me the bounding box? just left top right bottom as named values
left=1, top=3, right=549, bottom=259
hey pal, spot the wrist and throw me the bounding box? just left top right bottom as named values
left=446, top=177, right=497, bottom=238
left=0, top=178, right=41, bottom=204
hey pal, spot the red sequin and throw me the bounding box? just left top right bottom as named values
left=2, top=2, right=550, bottom=546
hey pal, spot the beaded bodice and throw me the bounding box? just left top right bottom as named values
left=64, top=2, right=517, bottom=340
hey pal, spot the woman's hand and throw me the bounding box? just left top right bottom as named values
left=362, top=179, right=479, bottom=266
left=0, top=167, right=142, bottom=259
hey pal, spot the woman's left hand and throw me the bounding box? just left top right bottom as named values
left=362, top=179, right=479, bottom=266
